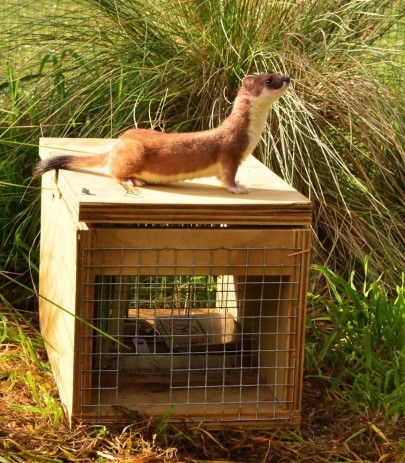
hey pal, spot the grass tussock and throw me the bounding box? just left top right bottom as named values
left=0, top=0, right=404, bottom=299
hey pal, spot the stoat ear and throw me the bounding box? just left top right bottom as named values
left=242, top=75, right=256, bottom=93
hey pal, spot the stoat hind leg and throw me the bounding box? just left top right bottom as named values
left=111, top=175, right=146, bottom=187
left=109, top=138, right=147, bottom=187
left=125, top=178, right=146, bottom=187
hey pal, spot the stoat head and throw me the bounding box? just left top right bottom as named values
left=240, top=73, right=290, bottom=104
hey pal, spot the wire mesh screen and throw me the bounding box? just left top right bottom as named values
left=1, top=0, right=85, bottom=69
left=78, top=243, right=305, bottom=424
left=1, top=1, right=403, bottom=85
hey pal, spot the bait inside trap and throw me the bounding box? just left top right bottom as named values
left=38, top=138, right=311, bottom=428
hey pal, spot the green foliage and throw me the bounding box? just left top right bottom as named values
left=9, top=371, right=63, bottom=431
left=131, top=275, right=218, bottom=310
left=0, top=307, right=64, bottom=431
left=0, top=0, right=404, bottom=303
left=307, top=262, right=405, bottom=418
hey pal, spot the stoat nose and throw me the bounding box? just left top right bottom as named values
left=284, top=76, right=291, bottom=84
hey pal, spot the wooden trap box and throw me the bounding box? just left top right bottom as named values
left=38, top=137, right=311, bottom=429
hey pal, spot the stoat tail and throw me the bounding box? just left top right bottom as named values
left=33, top=153, right=107, bottom=177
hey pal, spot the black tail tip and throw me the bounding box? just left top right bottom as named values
left=33, top=160, right=47, bottom=178
left=33, top=155, right=74, bottom=177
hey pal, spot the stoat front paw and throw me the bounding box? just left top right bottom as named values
left=228, top=183, right=249, bottom=194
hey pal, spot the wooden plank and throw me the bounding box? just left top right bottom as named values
left=80, top=367, right=301, bottom=428
left=39, top=138, right=311, bottom=225
left=80, top=367, right=301, bottom=425
left=78, top=204, right=311, bottom=226
left=291, top=228, right=311, bottom=415
left=38, top=172, right=88, bottom=424
left=82, top=379, right=299, bottom=426
left=90, top=228, right=309, bottom=277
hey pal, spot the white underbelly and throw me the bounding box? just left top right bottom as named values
left=137, top=162, right=221, bottom=184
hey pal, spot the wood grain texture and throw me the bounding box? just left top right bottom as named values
left=38, top=173, right=88, bottom=422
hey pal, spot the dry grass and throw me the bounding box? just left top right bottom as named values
left=1, top=306, right=404, bottom=463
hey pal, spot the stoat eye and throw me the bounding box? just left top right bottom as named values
left=265, top=77, right=273, bottom=84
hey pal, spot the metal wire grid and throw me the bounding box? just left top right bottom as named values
left=1, top=0, right=86, bottom=69
left=78, top=245, right=304, bottom=424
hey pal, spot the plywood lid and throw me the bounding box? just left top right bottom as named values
left=39, top=138, right=311, bottom=225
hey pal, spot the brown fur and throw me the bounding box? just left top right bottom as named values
left=34, top=73, right=290, bottom=193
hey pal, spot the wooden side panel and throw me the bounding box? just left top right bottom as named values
left=215, top=229, right=310, bottom=423
left=38, top=173, right=84, bottom=423
left=236, top=276, right=292, bottom=400
left=291, top=228, right=311, bottom=418
left=74, top=228, right=95, bottom=418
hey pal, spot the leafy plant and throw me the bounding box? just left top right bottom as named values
left=307, top=262, right=405, bottom=418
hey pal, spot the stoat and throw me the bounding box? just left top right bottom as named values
left=34, top=73, right=290, bottom=194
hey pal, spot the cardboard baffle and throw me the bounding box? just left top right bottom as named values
left=38, top=138, right=311, bottom=428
